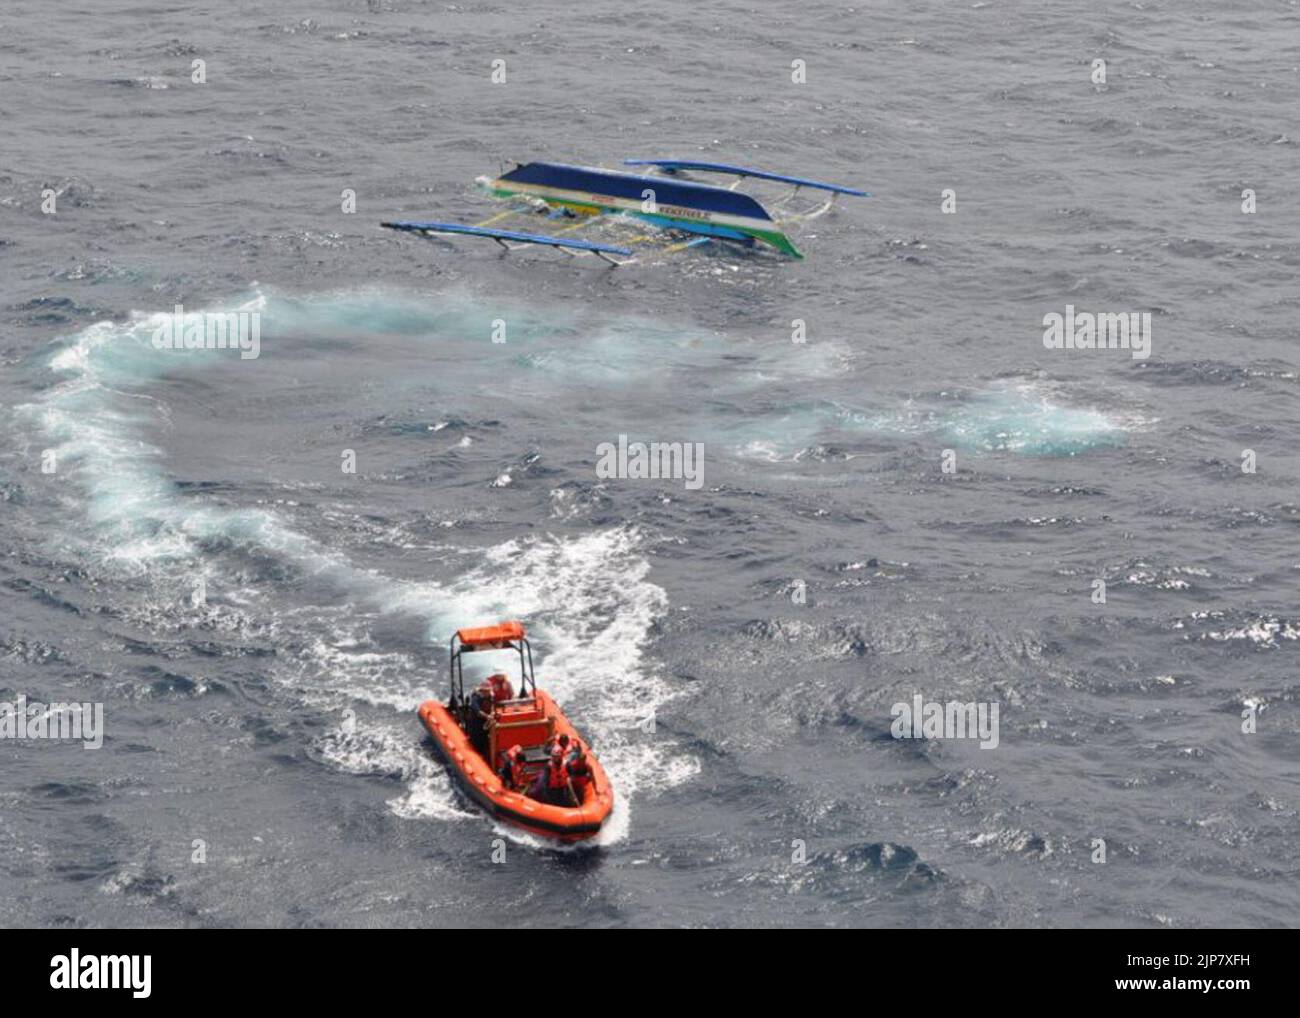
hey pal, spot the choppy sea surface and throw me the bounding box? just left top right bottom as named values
left=2, top=1, right=1299, bottom=928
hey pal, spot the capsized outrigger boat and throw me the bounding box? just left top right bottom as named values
left=382, top=157, right=869, bottom=265
left=418, top=621, right=614, bottom=842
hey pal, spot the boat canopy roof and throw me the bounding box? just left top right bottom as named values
left=623, top=159, right=870, bottom=197
left=456, top=621, right=526, bottom=649
left=498, top=162, right=774, bottom=221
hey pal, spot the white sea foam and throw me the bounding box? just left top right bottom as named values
left=18, top=292, right=695, bottom=844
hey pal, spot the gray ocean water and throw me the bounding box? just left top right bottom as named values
left=2, top=0, right=1299, bottom=928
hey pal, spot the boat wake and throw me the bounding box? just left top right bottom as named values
left=14, top=291, right=698, bottom=845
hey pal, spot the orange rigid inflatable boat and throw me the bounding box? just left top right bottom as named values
left=418, top=621, right=614, bottom=843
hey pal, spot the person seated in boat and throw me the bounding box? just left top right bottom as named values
left=523, top=735, right=576, bottom=804
left=525, top=742, right=574, bottom=806
left=566, top=741, right=595, bottom=802
left=497, top=743, right=526, bottom=792
left=527, top=767, right=546, bottom=802
left=526, top=758, right=556, bottom=803
left=486, top=672, right=514, bottom=703
left=467, top=681, right=495, bottom=756
left=546, top=749, right=577, bottom=806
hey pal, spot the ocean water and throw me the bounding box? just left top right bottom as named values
left=2, top=0, right=1299, bottom=928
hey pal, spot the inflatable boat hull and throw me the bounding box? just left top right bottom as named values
left=418, top=690, right=614, bottom=843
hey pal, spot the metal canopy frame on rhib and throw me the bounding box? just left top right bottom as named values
left=448, top=620, right=537, bottom=720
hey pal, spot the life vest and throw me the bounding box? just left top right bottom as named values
left=546, top=756, right=569, bottom=790
left=567, top=756, right=592, bottom=793
left=499, top=745, right=524, bottom=787
left=488, top=674, right=514, bottom=702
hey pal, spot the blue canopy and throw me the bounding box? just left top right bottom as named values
left=498, top=162, right=774, bottom=221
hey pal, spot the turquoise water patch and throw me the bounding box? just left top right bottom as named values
left=939, top=388, right=1127, bottom=455
left=837, top=382, right=1136, bottom=457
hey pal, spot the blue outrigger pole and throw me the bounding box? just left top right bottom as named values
left=381, top=220, right=633, bottom=265
left=622, top=159, right=871, bottom=197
